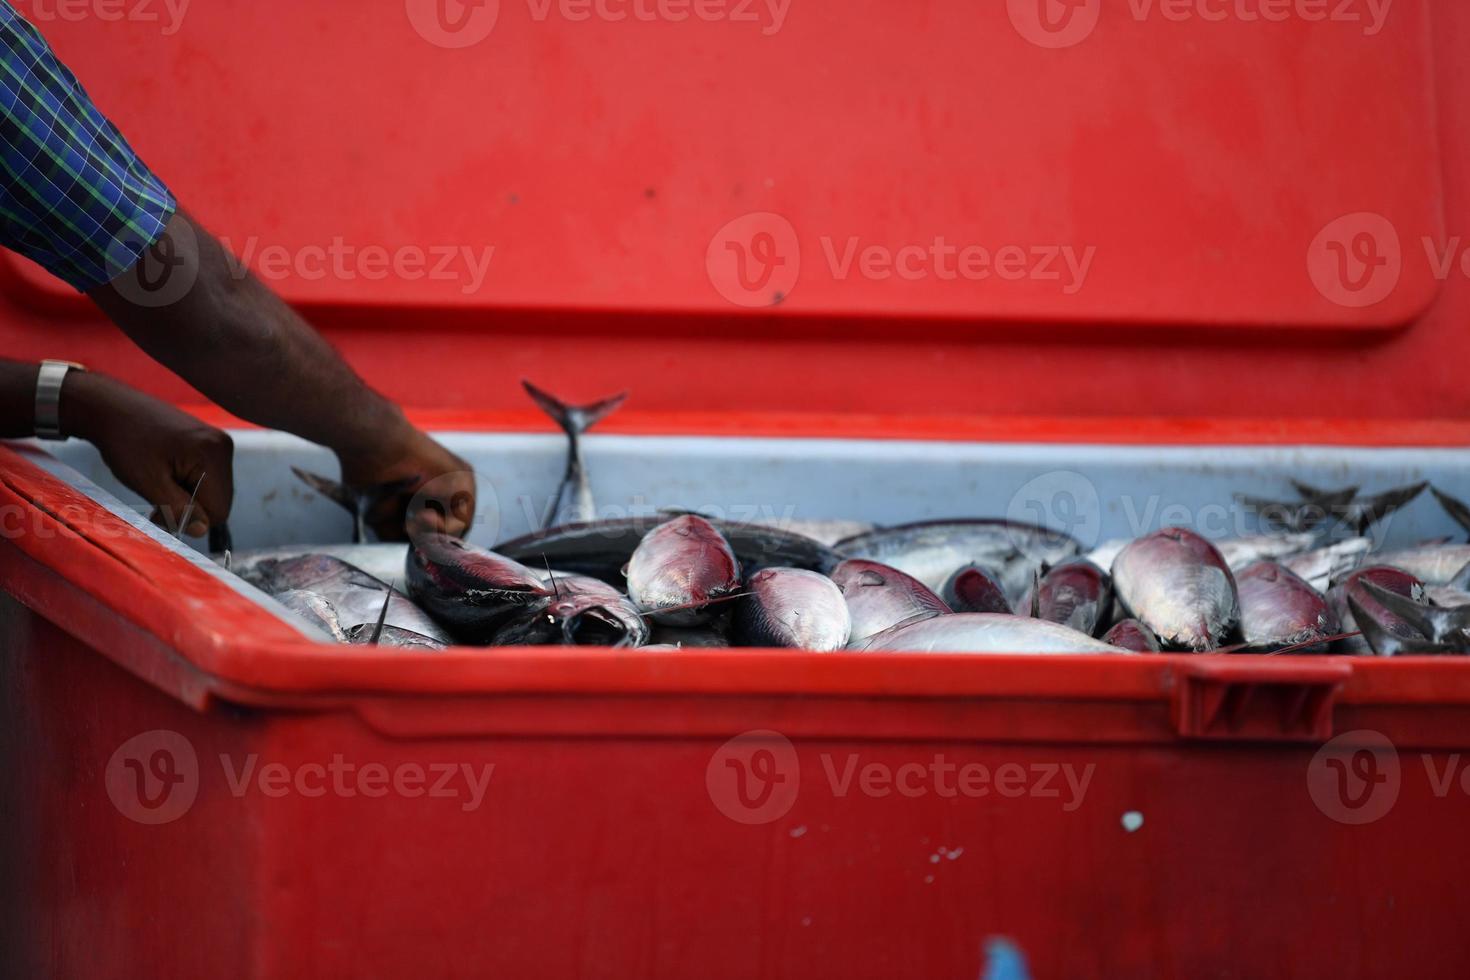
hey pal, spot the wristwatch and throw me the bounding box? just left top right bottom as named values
left=34, top=360, right=87, bottom=440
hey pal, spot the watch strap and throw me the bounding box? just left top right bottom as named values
left=34, top=360, right=85, bottom=440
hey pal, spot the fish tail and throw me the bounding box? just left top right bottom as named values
left=522, top=379, right=628, bottom=438
left=1360, top=579, right=1470, bottom=646
left=1432, top=485, right=1470, bottom=538
left=290, top=467, right=420, bottom=544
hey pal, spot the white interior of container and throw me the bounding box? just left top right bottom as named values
left=20, top=431, right=1470, bottom=637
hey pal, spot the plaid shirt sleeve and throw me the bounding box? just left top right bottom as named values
left=0, top=3, right=175, bottom=292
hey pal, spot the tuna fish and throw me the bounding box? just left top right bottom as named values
left=733, top=567, right=851, bottom=651
left=1328, top=566, right=1428, bottom=655
left=275, top=589, right=348, bottom=641
left=1214, top=533, right=1318, bottom=571
left=227, top=544, right=410, bottom=587
left=1101, top=619, right=1162, bottom=652
left=497, top=571, right=649, bottom=647
left=626, top=515, right=742, bottom=625
left=1371, top=544, right=1470, bottom=586
left=831, top=559, right=951, bottom=647
left=242, top=554, right=451, bottom=642
left=1357, top=579, right=1470, bottom=653
left=940, top=564, right=1012, bottom=614
left=1111, top=528, right=1239, bottom=652
left=522, top=380, right=628, bottom=527
left=836, top=520, right=1080, bottom=604
left=343, top=623, right=449, bottom=650
left=858, top=613, right=1128, bottom=655
left=497, top=515, right=841, bottom=585
left=1024, top=559, right=1112, bottom=636
left=405, top=533, right=551, bottom=644
left=1235, top=561, right=1338, bottom=653
left=1280, top=537, right=1373, bottom=594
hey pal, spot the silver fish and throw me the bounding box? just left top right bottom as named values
left=1235, top=561, right=1338, bottom=652
left=275, top=589, right=348, bottom=642
left=1281, top=537, right=1373, bottom=594
left=733, top=567, right=851, bottom=651
left=226, top=544, right=409, bottom=587
left=752, top=518, right=876, bottom=547
left=1024, top=559, right=1112, bottom=636
left=1329, top=566, right=1427, bottom=656
left=1214, top=533, right=1318, bottom=571
left=940, top=563, right=1012, bottom=615
left=241, top=554, right=450, bottom=642
left=1426, top=585, right=1470, bottom=608
left=1372, top=545, right=1470, bottom=586
left=836, top=520, right=1080, bottom=604
left=1101, top=618, right=1161, bottom=652
left=1357, top=580, right=1470, bottom=653
left=859, top=613, right=1127, bottom=655
left=830, top=559, right=951, bottom=647
left=498, top=571, right=649, bottom=647
left=1112, top=527, right=1239, bottom=652
left=406, top=533, right=551, bottom=644
left=344, top=623, right=449, bottom=650
left=626, top=515, right=742, bottom=625
left=523, top=380, right=628, bottom=527
left=1084, top=539, right=1132, bottom=572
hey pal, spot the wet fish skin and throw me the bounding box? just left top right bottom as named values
left=831, top=558, right=951, bottom=647
left=1357, top=580, right=1470, bottom=653
left=1235, top=561, right=1338, bottom=653
left=940, top=564, right=1012, bottom=615
left=344, top=623, right=449, bottom=650
left=275, top=589, right=347, bottom=642
left=406, top=532, right=551, bottom=643
left=1214, top=533, right=1318, bottom=571
left=1101, top=618, right=1161, bottom=652
left=499, top=571, right=649, bottom=647
left=1112, top=527, right=1239, bottom=652
left=226, top=544, right=410, bottom=587
left=242, top=554, right=450, bottom=642
left=1025, top=559, right=1112, bottom=636
left=522, top=380, right=628, bottom=527
left=858, top=613, right=1128, bottom=655
left=497, top=516, right=841, bottom=585
left=626, top=515, right=741, bottom=626
left=836, top=519, right=1080, bottom=605
left=1371, top=544, right=1470, bottom=586
left=733, top=567, right=851, bottom=651
left=1281, top=538, right=1372, bottom=594
left=1328, top=566, right=1427, bottom=656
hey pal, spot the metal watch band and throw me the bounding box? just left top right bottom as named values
left=34, top=360, right=85, bottom=440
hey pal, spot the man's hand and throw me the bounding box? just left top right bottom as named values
left=63, top=372, right=233, bottom=537
left=338, top=425, right=475, bottom=541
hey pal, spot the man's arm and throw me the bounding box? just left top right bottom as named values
left=88, top=212, right=476, bottom=540
left=0, top=359, right=234, bottom=536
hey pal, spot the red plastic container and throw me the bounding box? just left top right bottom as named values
left=4, top=2, right=1470, bottom=978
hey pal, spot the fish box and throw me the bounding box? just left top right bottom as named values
left=4, top=1, right=1470, bottom=977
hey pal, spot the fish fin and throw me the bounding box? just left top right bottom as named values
left=1345, top=591, right=1449, bottom=655
left=367, top=583, right=394, bottom=646
left=1348, top=482, right=1429, bottom=535
left=1431, top=486, right=1470, bottom=538
left=522, top=380, right=628, bottom=437
left=291, top=467, right=420, bottom=544
left=1235, top=494, right=1331, bottom=534
left=1451, top=561, right=1470, bottom=593
left=1028, top=570, right=1041, bottom=619
left=1360, top=579, right=1470, bottom=646
left=1290, top=481, right=1359, bottom=507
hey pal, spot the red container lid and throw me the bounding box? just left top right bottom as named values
left=0, top=1, right=1463, bottom=431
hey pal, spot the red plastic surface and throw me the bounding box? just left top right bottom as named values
left=0, top=1, right=1466, bottom=426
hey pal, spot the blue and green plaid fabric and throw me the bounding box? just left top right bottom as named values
left=0, top=2, right=174, bottom=291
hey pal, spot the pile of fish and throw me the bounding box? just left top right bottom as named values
left=223, top=384, right=1470, bottom=656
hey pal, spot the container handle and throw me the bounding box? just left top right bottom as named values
left=1171, top=658, right=1353, bottom=742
